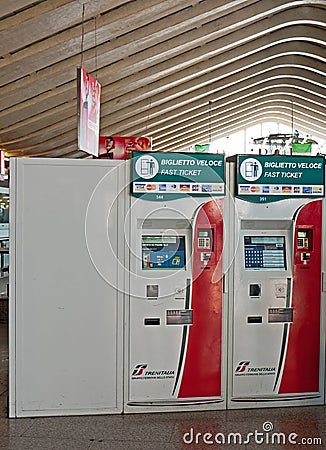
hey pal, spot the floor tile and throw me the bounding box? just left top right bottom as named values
left=89, top=440, right=178, bottom=450
left=0, top=436, right=92, bottom=450
left=22, top=414, right=175, bottom=442
left=0, top=417, right=35, bottom=437
left=0, top=375, right=8, bottom=396
left=0, top=395, right=7, bottom=417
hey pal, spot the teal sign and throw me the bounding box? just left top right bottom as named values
left=132, top=152, right=225, bottom=201
left=237, top=155, right=325, bottom=203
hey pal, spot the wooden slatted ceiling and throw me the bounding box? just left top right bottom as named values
left=0, top=0, right=325, bottom=158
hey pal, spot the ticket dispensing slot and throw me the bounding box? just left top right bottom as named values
left=247, top=316, right=263, bottom=324
left=144, top=318, right=161, bottom=326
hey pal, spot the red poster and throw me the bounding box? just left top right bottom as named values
left=77, top=67, right=101, bottom=156
left=97, top=136, right=152, bottom=160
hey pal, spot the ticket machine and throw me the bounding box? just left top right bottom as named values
left=124, top=152, right=227, bottom=413
left=227, top=155, right=325, bottom=409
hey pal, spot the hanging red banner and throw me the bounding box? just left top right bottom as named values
left=97, top=136, right=152, bottom=160
left=77, top=67, right=101, bottom=156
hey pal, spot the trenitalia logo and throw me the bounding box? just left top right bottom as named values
left=235, top=361, right=250, bottom=373
left=131, top=364, right=175, bottom=380
left=132, top=364, right=147, bottom=377
left=235, top=361, right=276, bottom=377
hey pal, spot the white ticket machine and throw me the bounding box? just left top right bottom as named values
left=9, top=159, right=126, bottom=417
left=125, top=152, right=227, bottom=413
left=227, top=155, right=325, bottom=409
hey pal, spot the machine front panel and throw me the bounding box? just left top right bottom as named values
left=128, top=198, right=224, bottom=406
left=231, top=200, right=323, bottom=402
left=232, top=230, right=292, bottom=398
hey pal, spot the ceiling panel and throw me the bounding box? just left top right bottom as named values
left=0, top=0, right=324, bottom=158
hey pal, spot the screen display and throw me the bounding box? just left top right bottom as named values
left=142, top=235, right=186, bottom=270
left=244, top=236, right=286, bottom=270
left=198, top=230, right=209, bottom=237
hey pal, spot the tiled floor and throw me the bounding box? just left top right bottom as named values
left=1, top=321, right=325, bottom=449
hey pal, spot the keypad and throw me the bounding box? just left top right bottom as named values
left=198, top=237, right=210, bottom=248
left=245, top=248, right=263, bottom=268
